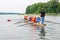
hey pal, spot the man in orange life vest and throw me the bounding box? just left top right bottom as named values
left=24, top=15, right=28, bottom=23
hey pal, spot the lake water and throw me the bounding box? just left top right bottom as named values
left=0, top=15, right=60, bottom=40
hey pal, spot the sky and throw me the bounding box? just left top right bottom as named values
left=0, top=0, right=59, bottom=13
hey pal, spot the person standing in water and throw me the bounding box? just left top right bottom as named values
left=40, top=8, right=45, bottom=24
left=40, top=8, right=46, bottom=36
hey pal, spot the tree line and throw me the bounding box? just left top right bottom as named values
left=26, top=0, right=60, bottom=14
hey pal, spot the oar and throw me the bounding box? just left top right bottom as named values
left=14, top=19, right=24, bottom=24
left=14, top=21, right=24, bottom=24
left=18, top=22, right=33, bottom=26
left=18, top=23, right=28, bottom=26
left=12, top=19, right=24, bottom=21
left=45, top=20, right=60, bottom=24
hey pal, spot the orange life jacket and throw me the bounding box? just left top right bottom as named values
left=31, top=16, right=36, bottom=22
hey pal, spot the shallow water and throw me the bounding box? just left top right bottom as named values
left=0, top=15, right=60, bottom=40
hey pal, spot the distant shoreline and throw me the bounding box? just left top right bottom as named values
left=24, top=13, right=60, bottom=16
left=0, top=13, right=25, bottom=15
left=0, top=13, right=60, bottom=16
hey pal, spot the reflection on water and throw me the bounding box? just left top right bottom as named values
left=0, top=15, right=60, bottom=40
left=38, top=26, right=46, bottom=40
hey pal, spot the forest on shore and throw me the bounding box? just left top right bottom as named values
left=26, top=0, right=60, bottom=15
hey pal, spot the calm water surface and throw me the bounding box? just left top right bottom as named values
left=0, top=15, right=60, bottom=40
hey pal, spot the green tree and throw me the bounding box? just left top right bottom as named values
left=26, top=0, right=60, bottom=14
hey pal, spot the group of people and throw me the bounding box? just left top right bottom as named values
left=24, top=8, right=46, bottom=31
left=24, top=16, right=46, bottom=30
